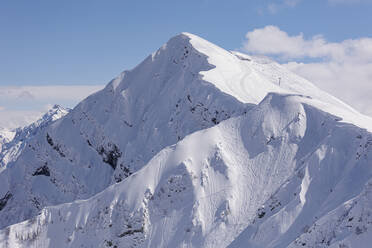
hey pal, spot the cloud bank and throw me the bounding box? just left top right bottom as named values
left=0, top=85, right=104, bottom=129
left=243, top=26, right=372, bottom=117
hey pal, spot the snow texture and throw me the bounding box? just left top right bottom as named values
left=0, top=105, right=69, bottom=170
left=1, top=33, right=372, bottom=248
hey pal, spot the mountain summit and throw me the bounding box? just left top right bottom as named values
left=0, top=33, right=372, bottom=248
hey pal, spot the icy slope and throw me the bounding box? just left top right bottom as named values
left=1, top=93, right=372, bottom=248
left=0, top=105, right=69, bottom=169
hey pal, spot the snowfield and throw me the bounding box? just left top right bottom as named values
left=0, top=33, right=372, bottom=247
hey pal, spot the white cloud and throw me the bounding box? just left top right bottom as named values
left=329, top=0, right=372, bottom=4
left=243, top=26, right=372, bottom=117
left=0, top=85, right=104, bottom=102
left=266, top=0, right=301, bottom=14
left=264, top=0, right=368, bottom=15
left=284, top=0, right=302, bottom=7
left=0, top=109, right=44, bottom=130
left=0, top=85, right=104, bottom=129
left=267, top=3, right=280, bottom=14
left=243, top=26, right=372, bottom=63
left=285, top=61, right=372, bottom=116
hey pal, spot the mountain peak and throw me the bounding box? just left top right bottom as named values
left=51, top=104, right=64, bottom=110
left=43, top=104, right=69, bottom=121
left=0, top=104, right=70, bottom=168
left=165, top=32, right=208, bottom=44
left=159, top=33, right=372, bottom=132
left=1, top=33, right=372, bottom=245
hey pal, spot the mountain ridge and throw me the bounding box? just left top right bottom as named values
left=0, top=33, right=372, bottom=247
left=0, top=105, right=69, bottom=169
left=1, top=92, right=372, bottom=247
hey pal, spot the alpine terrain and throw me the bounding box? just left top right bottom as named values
left=0, top=105, right=70, bottom=170
left=0, top=33, right=372, bottom=248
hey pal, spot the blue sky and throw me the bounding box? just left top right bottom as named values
left=1, top=0, right=372, bottom=128
left=1, top=0, right=371, bottom=85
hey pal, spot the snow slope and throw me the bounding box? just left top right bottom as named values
left=0, top=129, right=15, bottom=153
left=0, top=33, right=253, bottom=229
left=1, top=32, right=372, bottom=247
left=1, top=93, right=372, bottom=248
left=0, top=105, right=69, bottom=170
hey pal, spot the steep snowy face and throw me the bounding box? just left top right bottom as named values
left=0, top=129, right=15, bottom=154
left=0, top=34, right=251, bottom=229
left=2, top=93, right=371, bottom=248
left=285, top=180, right=372, bottom=248
left=70, top=34, right=252, bottom=183
left=0, top=105, right=69, bottom=169
left=227, top=102, right=372, bottom=248
left=1, top=32, right=372, bottom=243
left=185, top=32, right=372, bottom=132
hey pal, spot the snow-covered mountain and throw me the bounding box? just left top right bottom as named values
left=0, top=105, right=69, bottom=169
left=2, top=93, right=372, bottom=248
left=0, top=129, right=15, bottom=160
left=1, top=33, right=372, bottom=247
